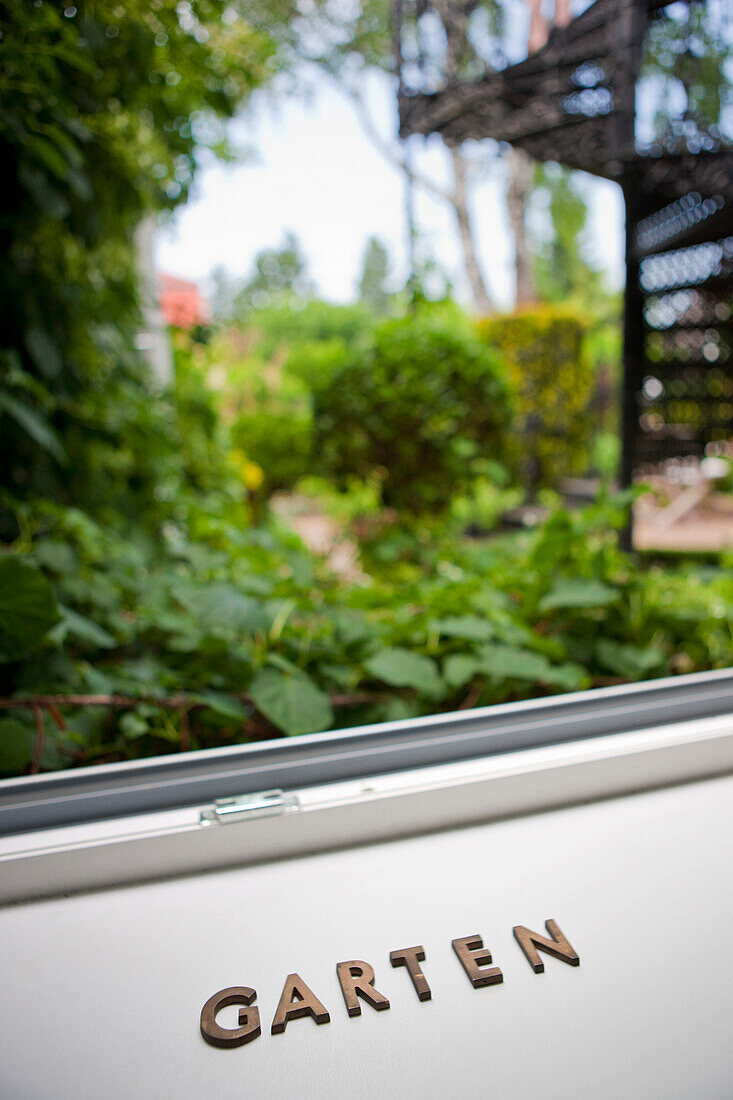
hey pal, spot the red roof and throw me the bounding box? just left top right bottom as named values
left=157, top=273, right=211, bottom=328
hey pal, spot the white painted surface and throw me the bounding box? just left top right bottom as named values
left=2, top=771, right=733, bottom=1099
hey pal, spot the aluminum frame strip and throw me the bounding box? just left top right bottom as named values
left=2, top=713, right=733, bottom=904
left=1, top=668, right=732, bottom=835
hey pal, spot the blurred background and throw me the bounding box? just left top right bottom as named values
left=0, top=0, right=731, bottom=776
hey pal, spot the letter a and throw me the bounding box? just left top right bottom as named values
left=271, top=973, right=331, bottom=1035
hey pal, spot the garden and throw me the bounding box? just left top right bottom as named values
left=1, top=0, right=731, bottom=776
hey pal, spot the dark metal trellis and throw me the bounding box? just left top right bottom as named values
left=393, top=0, right=733, bottom=530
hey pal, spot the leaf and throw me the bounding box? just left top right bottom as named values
left=443, top=653, right=479, bottom=690
left=431, top=616, right=495, bottom=642
left=0, top=718, right=35, bottom=774
left=249, top=668, right=333, bottom=736
left=30, top=136, right=69, bottom=179
left=18, top=163, right=70, bottom=219
left=539, top=579, right=618, bottom=612
left=0, top=557, right=61, bottom=662
left=66, top=167, right=93, bottom=201
left=596, top=638, right=666, bottom=679
left=319, top=662, right=357, bottom=689
left=474, top=644, right=588, bottom=691
left=0, top=393, right=67, bottom=464
left=364, top=648, right=443, bottom=696
left=190, top=692, right=251, bottom=721
left=34, top=540, right=78, bottom=575
left=176, top=583, right=269, bottom=637
left=335, top=613, right=377, bottom=647
left=381, top=697, right=420, bottom=722
left=120, top=712, right=149, bottom=740
left=536, top=662, right=589, bottom=691
left=49, top=607, right=115, bottom=649
left=266, top=652, right=303, bottom=675
left=475, top=644, right=552, bottom=681
left=25, top=327, right=62, bottom=379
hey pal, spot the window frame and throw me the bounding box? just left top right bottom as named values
left=1, top=668, right=732, bottom=836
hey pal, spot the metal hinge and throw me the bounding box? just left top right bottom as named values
left=199, top=789, right=300, bottom=826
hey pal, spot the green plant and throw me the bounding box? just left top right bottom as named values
left=233, top=408, right=314, bottom=494
left=0, top=0, right=275, bottom=536
left=449, top=466, right=522, bottom=532
left=2, top=491, right=732, bottom=777
left=477, top=306, right=593, bottom=496
left=314, top=312, right=510, bottom=513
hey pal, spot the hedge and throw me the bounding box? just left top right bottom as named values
left=477, top=306, right=593, bottom=495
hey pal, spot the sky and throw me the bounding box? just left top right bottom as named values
left=155, top=70, right=626, bottom=310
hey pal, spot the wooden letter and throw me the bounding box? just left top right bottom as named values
left=200, top=986, right=261, bottom=1049
left=513, top=919, right=580, bottom=973
left=271, top=973, right=331, bottom=1035
left=336, top=960, right=391, bottom=1017
left=452, top=935, right=503, bottom=989
left=390, top=946, right=432, bottom=1002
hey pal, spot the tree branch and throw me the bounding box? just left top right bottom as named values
left=0, top=691, right=390, bottom=712
left=336, top=75, right=454, bottom=204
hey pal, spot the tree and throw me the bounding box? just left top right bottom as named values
left=408, top=227, right=454, bottom=304
left=232, top=232, right=315, bottom=316
left=640, top=2, right=731, bottom=150
left=357, top=236, right=392, bottom=314
left=530, top=163, right=601, bottom=305
left=0, top=0, right=286, bottom=532
left=304, top=0, right=612, bottom=312
left=507, top=149, right=538, bottom=306
left=249, top=0, right=500, bottom=312
left=323, top=58, right=499, bottom=313
left=209, top=265, right=241, bottom=324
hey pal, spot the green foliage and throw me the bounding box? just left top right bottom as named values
left=246, top=299, right=374, bottom=360
left=233, top=408, right=314, bottom=494
left=358, top=236, right=392, bottom=315
left=449, top=461, right=520, bottom=532
left=314, top=312, right=510, bottom=512
left=2, top=491, right=732, bottom=776
left=477, top=306, right=593, bottom=495
left=364, top=648, right=443, bottom=696
left=0, top=559, right=61, bottom=662
left=0, top=718, right=36, bottom=775
left=0, top=0, right=272, bottom=530
left=230, top=232, right=315, bottom=318
left=530, top=164, right=602, bottom=305
left=2, top=3, right=730, bottom=783
left=201, top=299, right=375, bottom=494
left=249, top=666, right=333, bottom=736
left=640, top=2, right=731, bottom=149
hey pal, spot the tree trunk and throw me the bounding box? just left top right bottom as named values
left=135, top=216, right=173, bottom=387
left=448, top=145, right=495, bottom=315
left=526, top=0, right=549, bottom=52
left=506, top=147, right=536, bottom=307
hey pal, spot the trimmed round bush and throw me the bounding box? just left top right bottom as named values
left=314, top=314, right=510, bottom=513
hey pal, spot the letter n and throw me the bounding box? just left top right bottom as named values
left=513, top=919, right=580, bottom=973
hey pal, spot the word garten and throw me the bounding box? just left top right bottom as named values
left=200, top=918, right=579, bottom=1048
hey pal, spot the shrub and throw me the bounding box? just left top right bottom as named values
left=232, top=407, right=313, bottom=493
left=314, top=313, right=510, bottom=513
left=3, top=491, right=732, bottom=777
left=477, top=306, right=593, bottom=495
left=245, top=300, right=373, bottom=359
left=202, top=302, right=375, bottom=496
